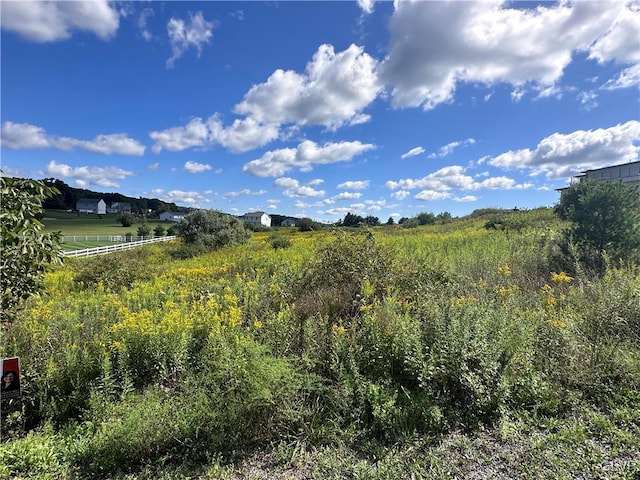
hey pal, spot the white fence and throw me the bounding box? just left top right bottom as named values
left=63, top=236, right=177, bottom=258
left=61, top=235, right=167, bottom=242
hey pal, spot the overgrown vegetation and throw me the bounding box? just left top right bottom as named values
left=1, top=202, right=639, bottom=479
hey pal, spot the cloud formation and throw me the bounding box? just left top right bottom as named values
left=184, top=161, right=212, bottom=173
left=337, top=180, right=370, bottom=190
left=150, top=116, right=279, bottom=153
left=1, top=122, right=145, bottom=155
left=44, top=160, right=134, bottom=188
left=401, top=147, right=425, bottom=159
left=274, top=177, right=325, bottom=198
left=485, top=120, right=640, bottom=179
left=0, top=0, right=120, bottom=42
left=222, top=189, right=267, bottom=199
left=380, top=1, right=626, bottom=110
left=234, top=44, right=381, bottom=130
left=243, top=139, right=376, bottom=177
left=386, top=165, right=532, bottom=201
left=148, top=188, right=211, bottom=206
left=428, top=139, right=476, bottom=159
left=166, top=12, right=214, bottom=68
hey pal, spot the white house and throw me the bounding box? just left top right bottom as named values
left=76, top=198, right=106, bottom=215
left=559, top=161, right=640, bottom=196
left=242, top=211, right=271, bottom=228
left=281, top=218, right=297, bottom=227
left=159, top=211, right=186, bottom=222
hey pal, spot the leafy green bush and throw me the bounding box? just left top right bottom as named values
left=178, top=209, right=250, bottom=251
left=269, top=234, right=292, bottom=250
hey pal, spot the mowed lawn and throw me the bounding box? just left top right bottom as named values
left=41, top=210, right=175, bottom=250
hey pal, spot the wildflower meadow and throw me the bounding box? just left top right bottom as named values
left=1, top=209, right=639, bottom=479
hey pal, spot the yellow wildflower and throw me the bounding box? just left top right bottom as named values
left=551, top=271, right=573, bottom=284
left=498, top=263, right=512, bottom=276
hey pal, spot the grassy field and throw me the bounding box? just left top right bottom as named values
left=1, top=210, right=638, bottom=479
left=41, top=210, right=175, bottom=250
left=41, top=210, right=170, bottom=235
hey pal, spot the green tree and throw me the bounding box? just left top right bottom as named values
left=298, top=217, right=322, bottom=232
left=555, top=180, right=640, bottom=272
left=342, top=212, right=365, bottom=227
left=416, top=212, right=436, bottom=225
left=136, top=220, right=151, bottom=238
left=178, top=209, right=250, bottom=250
left=153, top=224, right=165, bottom=237
left=364, top=215, right=381, bottom=226
left=436, top=211, right=453, bottom=223
left=117, top=212, right=135, bottom=227
left=0, top=176, right=63, bottom=321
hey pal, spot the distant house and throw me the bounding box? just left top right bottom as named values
left=558, top=160, right=640, bottom=197
left=107, top=202, right=132, bottom=214
left=159, top=211, right=186, bottom=222
left=76, top=198, right=106, bottom=215
left=242, top=211, right=271, bottom=228
left=281, top=218, right=297, bottom=227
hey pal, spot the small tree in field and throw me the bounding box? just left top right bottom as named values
left=153, top=224, right=165, bottom=237
left=0, top=176, right=63, bottom=321
left=555, top=179, right=640, bottom=273
left=137, top=221, right=151, bottom=238
left=117, top=212, right=135, bottom=227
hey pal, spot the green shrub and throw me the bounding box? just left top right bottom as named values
left=269, top=234, right=292, bottom=250
left=178, top=209, right=250, bottom=251
left=0, top=426, right=70, bottom=480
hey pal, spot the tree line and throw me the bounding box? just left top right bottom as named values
left=41, top=178, right=185, bottom=215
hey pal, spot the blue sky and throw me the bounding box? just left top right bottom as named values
left=1, top=0, right=639, bottom=222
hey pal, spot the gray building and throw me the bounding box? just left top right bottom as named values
left=559, top=160, right=640, bottom=196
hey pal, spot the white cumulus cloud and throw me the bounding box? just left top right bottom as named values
left=234, top=44, right=381, bottom=130
left=1, top=121, right=145, bottom=155
left=274, top=177, right=325, bottom=198
left=486, top=121, right=640, bottom=179
left=150, top=116, right=279, bottom=153
left=44, top=160, right=134, bottom=188
left=0, top=0, right=120, bottom=42
left=184, top=161, right=212, bottom=173
left=380, top=1, right=624, bottom=110
left=337, top=180, right=370, bottom=190
left=243, top=139, right=376, bottom=177
left=148, top=188, right=211, bottom=206
left=386, top=165, right=531, bottom=193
